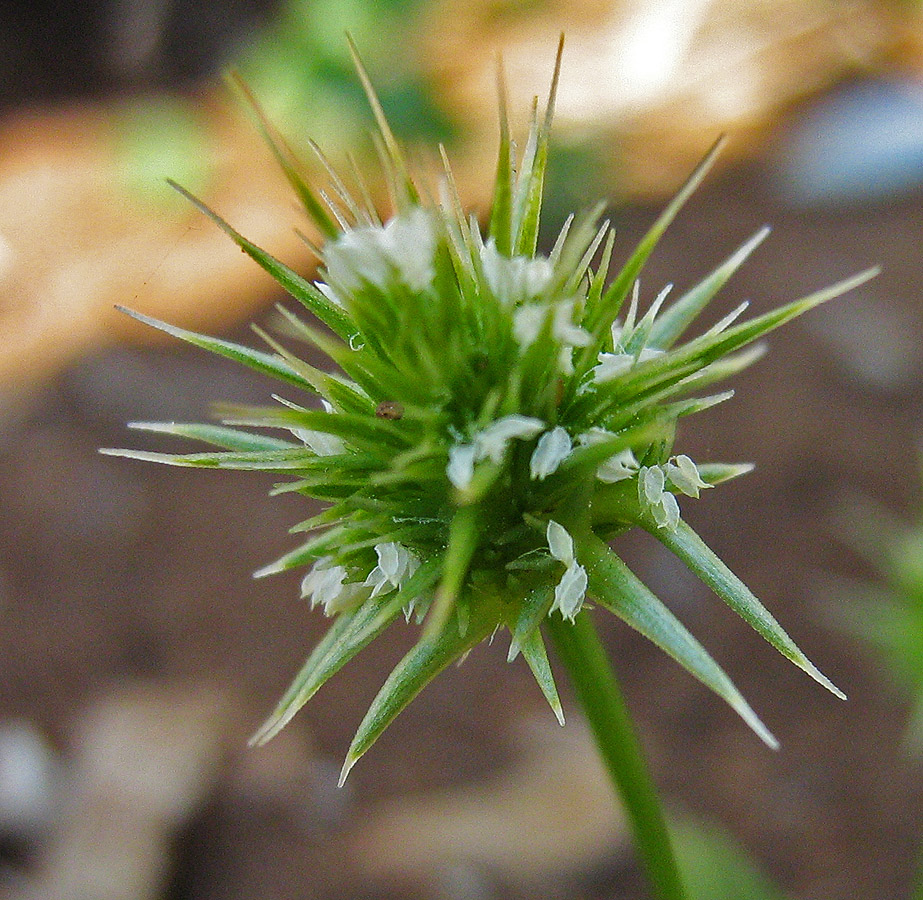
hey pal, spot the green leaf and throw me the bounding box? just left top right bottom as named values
left=673, top=345, right=766, bottom=392
left=346, top=33, right=418, bottom=208
left=115, top=307, right=317, bottom=391
left=488, top=58, right=514, bottom=255
left=601, top=268, right=879, bottom=412
left=673, top=818, right=788, bottom=900
left=696, top=462, right=754, bottom=485
left=574, top=530, right=778, bottom=748
left=99, top=446, right=313, bottom=470
left=513, top=35, right=563, bottom=257
left=271, top=306, right=406, bottom=403
left=250, top=324, right=348, bottom=401
left=217, top=404, right=413, bottom=452
left=520, top=626, right=565, bottom=725
left=225, top=71, right=338, bottom=239
left=661, top=390, right=735, bottom=420
left=253, top=524, right=358, bottom=578
left=251, top=605, right=361, bottom=746
left=166, top=181, right=354, bottom=339
left=250, top=558, right=441, bottom=746
left=424, top=505, right=481, bottom=640
left=586, top=136, right=726, bottom=336
left=340, top=594, right=502, bottom=784
left=667, top=268, right=878, bottom=377
left=652, top=519, right=846, bottom=700
left=508, top=582, right=555, bottom=661
left=648, top=226, right=771, bottom=349
left=126, top=421, right=297, bottom=451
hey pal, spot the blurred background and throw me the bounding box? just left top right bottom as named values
left=2, top=1, right=923, bottom=898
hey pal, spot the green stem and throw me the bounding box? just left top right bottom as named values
left=547, top=610, right=687, bottom=900
left=913, top=845, right=923, bottom=900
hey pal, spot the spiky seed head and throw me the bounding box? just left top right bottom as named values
left=103, top=39, right=868, bottom=779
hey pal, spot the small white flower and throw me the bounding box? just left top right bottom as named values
left=546, top=520, right=588, bottom=621
left=638, top=466, right=681, bottom=531
left=446, top=416, right=546, bottom=490
left=577, top=429, right=640, bottom=483
left=447, top=443, right=477, bottom=490
left=512, top=300, right=591, bottom=351
left=546, top=519, right=575, bottom=563
left=597, top=448, right=639, bottom=483
left=640, top=465, right=666, bottom=504
left=364, top=542, right=420, bottom=598
left=480, top=240, right=553, bottom=306
left=651, top=492, right=680, bottom=530
left=553, top=300, right=592, bottom=347
left=554, top=560, right=588, bottom=621
left=382, top=209, right=437, bottom=292
left=665, top=455, right=709, bottom=498
left=324, top=208, right=435, bottom=294
left=593, top=347, right=664, bottom=384
left=301, top=558, right=365, bottom=615
left=512, top=304, right=546, bottom=347
left=530, top=427, right=572, bottom=480
left=475, top=415, right=545, bottom=464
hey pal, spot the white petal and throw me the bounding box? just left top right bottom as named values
left=447, top=443, right=477, bottom=490
left=381, top=208, right=436, bottom=292
left=324, top=228, right=389, bottom=292
left=323, top=209, right=435, bottom=294
left=479, top=240, right=506, bottom=299
left=310, top=565, right=349, bottom=611
left=295, top=428, right=346, bottom=456
left=523, top=257, right=554, bottom=297
left=593, top=352, right=635, bottom=383
left=374, top=542, right=402, bottom=582
left=512, top=304, right=546, bottom=347
left=403, top=549, right=420, bottom=582
left=553, top=301, right=592, bottom=347
left=666, top=455, right=709, bottom=498
left=546, top=520, right=575, bottom=565
left=553, top=562, right=588, bottom=621
left=476, top=415, right=545, bottom=464
left=479, top=240, right=553, bottom=305
left=597, top=448, right=639, bottom=483
left=652, top=492, right=681, bottom=531
left=577, top=427, right=614, bottom=447
left=530, top=427, right=572, bottom=480
left=640, top=465, right=666, bottom=504
left=314, top=281, right=345, bottom=307
left=364, top=565, right=390, bottom=598
left=300, top=559, right=330, bottom=601
left=322, top=581, right=365, bottom=616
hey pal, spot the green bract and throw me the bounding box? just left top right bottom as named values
left=104, top=39, right=866, bottom=783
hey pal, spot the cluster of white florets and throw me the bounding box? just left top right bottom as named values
left=291, top=208, right=714, bottom=626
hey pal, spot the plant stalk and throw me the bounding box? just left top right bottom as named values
left=547, top=609, right=687, bottom=900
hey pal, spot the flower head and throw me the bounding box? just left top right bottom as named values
left=104, top=38, right=871, bottom=780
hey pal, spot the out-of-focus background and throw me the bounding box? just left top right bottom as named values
left=2, top=1, right=923, bottom=898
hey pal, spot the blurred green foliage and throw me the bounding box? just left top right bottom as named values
left=673, top=818, right=788, bottom=900
left=836, top=485, right=923, bottom=756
